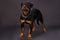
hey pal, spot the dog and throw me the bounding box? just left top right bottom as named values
left=19, top=1, right=46, bottom=39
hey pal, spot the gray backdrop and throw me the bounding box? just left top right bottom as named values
left=0, top=0, right=60, bottom=40
left=0, top=0, right=60, bottom=27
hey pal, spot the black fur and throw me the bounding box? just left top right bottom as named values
left=20, top=2, right=44, bottom=34
left=20, top=8, right=44, bottom=34
left=21, top=1, right=33, bottom=8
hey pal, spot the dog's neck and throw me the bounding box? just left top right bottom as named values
left=22, top=11, right=31, bottom=19
left=21, top=8, right=32, bottom=19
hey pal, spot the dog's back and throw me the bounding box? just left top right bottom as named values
left=31, top=8, right=43, bottom=25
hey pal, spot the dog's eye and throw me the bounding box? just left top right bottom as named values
left=27, top=6, right=30, bottom=8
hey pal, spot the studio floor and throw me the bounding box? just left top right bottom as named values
left=0, top=25, right=60, bottom=40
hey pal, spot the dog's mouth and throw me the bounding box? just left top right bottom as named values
left=22, top=9, right=29, bottom=12
left=22, top=9, right=29, bottom=16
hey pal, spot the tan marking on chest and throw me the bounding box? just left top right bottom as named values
left=26, top=20, right=32, bottom=24
left=20, top=19, right=25, bottom=23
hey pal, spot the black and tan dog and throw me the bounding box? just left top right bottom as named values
left=19, top=1, right=46, bottom=39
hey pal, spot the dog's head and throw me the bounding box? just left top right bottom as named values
left=21, top=1, right=33, bottom=16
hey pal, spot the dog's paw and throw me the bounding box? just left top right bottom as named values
left=19, top=32, right=24, bottom=38
left=32, top=27, right=35, bottom=32
left=28, top=34, right=32, bottom=39
left=43, top=28, right=46, bottom=33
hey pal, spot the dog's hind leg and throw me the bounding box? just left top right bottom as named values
left=40, top=22, right=46, bottom=33
left=32, top=21, right=36, bottom=32
left=39, top=15, right=46, bottom=33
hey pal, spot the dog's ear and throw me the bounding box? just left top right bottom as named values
left=21, top=2, right=23, bottom=7
left=30, top=3, right=33, bottom=8
left=21, top=2, right=33, bottom=8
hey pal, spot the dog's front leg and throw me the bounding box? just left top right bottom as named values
left=20, top=23, right=25, bottom=38
left=19, top=19, right=25, bottom=38
left=28, top=24, right=33, bottom=39
left=26, top=20, right=33, bottom=39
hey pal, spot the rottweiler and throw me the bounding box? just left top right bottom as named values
left=19, top=1, right=46, bottom=39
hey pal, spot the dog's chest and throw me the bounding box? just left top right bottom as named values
left=20, top=14, right=33, bottom=24
left=20, top=14, right=33, bottom=21
left=20, top=8, right=38, bottom=22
